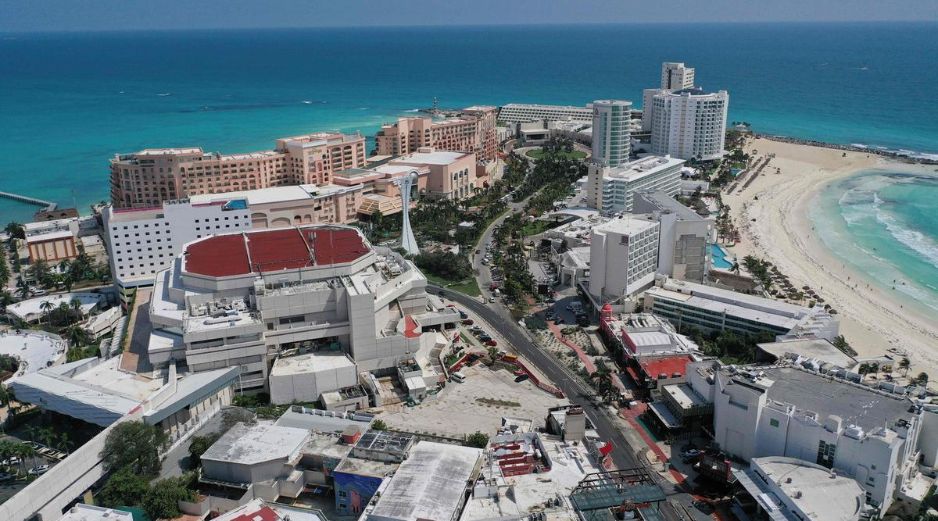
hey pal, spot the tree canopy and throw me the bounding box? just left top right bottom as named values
left=100, top=421, right=168, bottom=477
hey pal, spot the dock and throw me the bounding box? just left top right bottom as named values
left=0, top=190, right=57, bottom=211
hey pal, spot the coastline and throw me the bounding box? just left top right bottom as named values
left=723, top=137, right=938, bottom=375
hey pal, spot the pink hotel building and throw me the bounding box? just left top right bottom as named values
left=110, top=132, right=367, bottom=208
left=374, top=106, right=498, bottom=162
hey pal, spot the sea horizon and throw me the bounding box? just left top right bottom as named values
left=2, top=22, right=937, bottom=221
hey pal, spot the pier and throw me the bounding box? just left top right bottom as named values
left=0, top=190, right=57, bottom=211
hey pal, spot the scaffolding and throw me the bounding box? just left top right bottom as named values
left=569, top=468, right=667, bottom=521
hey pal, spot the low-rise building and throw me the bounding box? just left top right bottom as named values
left=585, top=155, right=684, bottom=213
left=23, top=216, right=99, bottom=265
left=497, top=103, right=593, bottom=124
left=644, top=277, right=840, bottom=340
left=733, top=456, right=866, bottom=521
left=388, top=149, right=478, bottom=200
left=269, top=352, right=358, bottom=405
left=598, top=310, right=699, bottom=359
left=10, top=357, right=238, bottom=441
left=362, top=441, right=483, bottom=521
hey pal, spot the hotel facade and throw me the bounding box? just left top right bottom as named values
left=110, top=132, right=367, bottom=208
left=374, top=106, right=498, bottom=161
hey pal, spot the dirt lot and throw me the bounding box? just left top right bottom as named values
left=375, top=364, right=567, bottom=438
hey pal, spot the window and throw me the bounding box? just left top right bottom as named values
left=769, top=418, right=779, bottom=427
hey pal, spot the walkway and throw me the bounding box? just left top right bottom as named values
left=546, top=321, right=596, bottom=373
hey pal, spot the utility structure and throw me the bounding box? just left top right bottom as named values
left=395, top=170, right=420, bottom=256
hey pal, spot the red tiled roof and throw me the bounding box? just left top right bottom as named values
left=638, top=355, right=693, bottom=380
left=184, top=233, right=251, bottom=277
left=184, top=226, right=370, bottom=278
left=246, top=228, right=313, bottom=272
left=226, top=506, right=280, bottom=521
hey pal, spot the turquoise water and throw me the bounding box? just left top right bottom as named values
left=811, top=171, right=938, bottom=313
left=710, top=243, right=734, bottom=270
left=1, top=22, right=937, bottom=222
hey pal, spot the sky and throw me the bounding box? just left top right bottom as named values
left=2, top=0, right=937, bottom=32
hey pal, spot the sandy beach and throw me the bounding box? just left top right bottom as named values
left=722, top=137, right=938, bottom=376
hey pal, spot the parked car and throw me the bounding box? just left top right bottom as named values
left=485, top=339, right=497, bottom=347
left=28, top=465, right=49, bottom=476
left=514, top=374, right=530, bottom=383
left=489, top=297, right=496, bottom=303
left=461, top=319, right=474, bottom=326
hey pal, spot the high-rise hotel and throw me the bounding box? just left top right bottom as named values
left=590, top=99, right=632, bottom=167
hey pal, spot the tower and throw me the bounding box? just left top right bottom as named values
left=591, top=100, right=632, bottom=168
left=396, top=171, right=420, bottom=256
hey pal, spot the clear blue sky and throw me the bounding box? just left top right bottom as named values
left=2, top=0, right=936, bottom=32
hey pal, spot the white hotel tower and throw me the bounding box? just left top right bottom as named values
left=650, top=88, right=729, bottom=161
left=591, top=99, right=632, bottom=167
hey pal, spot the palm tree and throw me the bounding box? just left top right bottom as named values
left=39, top=300, right=53, bottom=325
left=15, top=443, right=36, bottom=476
left=4, top=222, right=25, bottom=241
left=65, top=324, right=89, bottom=349
left=15, top=277, right=30, bottom=300
left=56, top=302, right=71, bottom=326
left=898, top=357, right=911, bottom=377
left=58, top=431, right=73, bottom=454
left=38, top=427, right=56, bottom=449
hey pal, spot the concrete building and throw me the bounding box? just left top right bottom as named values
left=363, top=441, right=482, bottom=521
left=210, top=499, right=326, bottom=521
left=644, top=277, right=840, bottom=340
left=711, top=365, right=929, bottom=511
left=661, top=61, right=695, bottom=90
left=24, top=218, right=81, bottom=264
left=388, top=149, right=478, bottom=200
left=201, top=422, right=310, bottom=495
left=733, top=456, right=866, bottom=521
left=10, top=357, right=238, bottom=440
left=147, top=225, right=453, bottom=393
left=190, top=183, right=364, bottom=228
left=110, top=132, right=367, bottom=208
left=102, top=198, right=251, bottom=290
left=588, top=216, right=660, bottom=300
left=598, top=311, right=699, bottom=360
left=104, top=184, right=369, bottom=291
left=269, top=352, right=358, bottom=405
left=590, top=100, right=632, bottom=167
left=650, top=88, right=729, bottom=161
left=585, top=155, right=684, bottom=213
left=374, top=107, right=497, bottom=161
left=497, top=103, right=593, bottom=124
left=633, top=190, right=712, bottom=282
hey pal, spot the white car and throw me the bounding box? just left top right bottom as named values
left=28, top=464, right=49, bottom=475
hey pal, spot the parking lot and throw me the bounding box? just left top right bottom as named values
left=377, top=364, right=567, bottom=438
left=0, top=437, right=64, bottom=503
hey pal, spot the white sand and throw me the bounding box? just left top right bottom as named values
left=722, top=137, right=938, bottom=376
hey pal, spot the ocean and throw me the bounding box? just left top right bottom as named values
left=2, top=22, right=938, bottom=306
left=812, top=171, right=938, bottom=314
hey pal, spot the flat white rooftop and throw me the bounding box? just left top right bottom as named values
left=58, top=504, right=134, bottom=521
left=367, top=441, right=481, bottom=521
left=735, top=456, right=864, bottom=521
left=602, top=155, right=684, bottom=182
left=270, top=352, right=356, bottom=377
left=189, top=183, right=358, bottom=206
left=8, top=293, right=103, bottom=322
left=593, top=215, right=658, bottom=236
left=0, top=330, right=65, bottom=381
left=393, top=150, right=466, bottom=166
left=201, top=422, right=309, bottom=466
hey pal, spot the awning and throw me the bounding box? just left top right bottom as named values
left=647, top=401, right=682, bottom=429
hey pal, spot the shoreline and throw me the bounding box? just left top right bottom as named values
left=723, top=137, right=938, bottom=376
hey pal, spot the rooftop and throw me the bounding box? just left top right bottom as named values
left=183, top=225, right=371, bottom=278
left=189, top=183, right=358, bottom=206
left=756, top=339, right=856, bottom=369
left=634, top=190, right=709, bottom=222
left=201, top=422, right=309, bottom=466
left=392, top=150, right=468, bottom=166
left=735, top=456, right=864, bottom=521
left=592, top=215, right=658, bottom=236
left=269, top=352, right=355, bottom=377
left=0, top=330, right=65, bottom=381
left=723, top=366, right=915, bottom=433
left=638, top=355, right=694, bottom=380
left=58, top=504, right=134, bottom=521
left=367, top=441, right=482, bottom=521
left=601, top=155, right=685, bottom=182
left=213, top=498, right=326, bottom=521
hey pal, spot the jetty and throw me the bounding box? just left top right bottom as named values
left=0, top=190, right=57, bottom=211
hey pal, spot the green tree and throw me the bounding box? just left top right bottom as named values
left=142, top=475, right=195, bottom=520
left=65, top=324, right=91, bottom=349
left=371, top=419, right=388, bottom=431
left=4, top=222, right=25, bottom=241
left=28, top=259, right=53, bottom=289
left=465, top=431, right=489, bottom=448
left=97, top=466, right=150, bottom=508
left=187, top=433, right=221, bottom=468
left=899, top=357, right=911, bottom=377
left=15, top=277, right=30, bottom=299
left=100, top=421, right=168, bottom=477
left=39, top=300, right=54, bottom=325
left=915, top=372, right=929, bottom=386
left=0, top=252, right=10, bottom=287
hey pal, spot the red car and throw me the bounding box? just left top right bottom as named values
left=485, top=339, right=498, bottom=347
left=462, top=319, right=474, bottom=325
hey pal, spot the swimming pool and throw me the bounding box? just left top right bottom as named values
left=710, top=243, right=734, bottom=270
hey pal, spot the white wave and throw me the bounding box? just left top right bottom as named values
left=404, top=108, right=420, bottom=113
left=874, top=204, right=938, bottom=270
left=302, top=100, right=313, bottom=104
